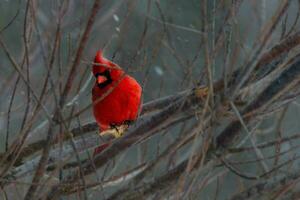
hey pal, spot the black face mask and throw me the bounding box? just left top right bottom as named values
left=95, top=70, right=113, bottom=88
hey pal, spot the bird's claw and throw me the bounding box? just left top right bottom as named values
left=111, top=124, right=128, bottom=138
left=99, top=124, right=128, bottom=138
left=112, top=128, right=123, bottom=138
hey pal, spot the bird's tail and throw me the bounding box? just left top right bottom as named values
left=93, top=143, right=110, bottom=156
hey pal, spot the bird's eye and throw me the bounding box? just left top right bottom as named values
left=97, top=75, right=108, bottom=85
left=95, top=70, right=112, bottom=88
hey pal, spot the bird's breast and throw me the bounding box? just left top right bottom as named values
left=92, top=75, right=142, bottom=127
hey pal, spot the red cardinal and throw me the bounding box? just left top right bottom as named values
left=92, top=50, right=142, bottom=154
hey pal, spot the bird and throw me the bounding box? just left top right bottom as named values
left=92, top=50, right=142, bottom=154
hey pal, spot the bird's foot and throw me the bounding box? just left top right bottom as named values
left=99, top=124, right=129, bottom=138
left=112, top=128, right=123, bottom=138
left=110, top=124, right=129, bottom=138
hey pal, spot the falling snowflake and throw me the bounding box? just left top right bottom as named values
left=154, top=66, right=164, bottom=76
left=113, top=14, right=119, bottom=22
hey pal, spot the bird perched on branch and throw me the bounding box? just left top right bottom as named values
left=92, top=50, right=142, bottom=154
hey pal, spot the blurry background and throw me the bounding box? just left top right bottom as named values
left=0, top=0, right=300, bottom=199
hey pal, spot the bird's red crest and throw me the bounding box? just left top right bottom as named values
left=93, top=50, right=116, bottom=75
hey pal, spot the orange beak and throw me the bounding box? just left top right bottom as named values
left=97, top=75, right=107, bottom=84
